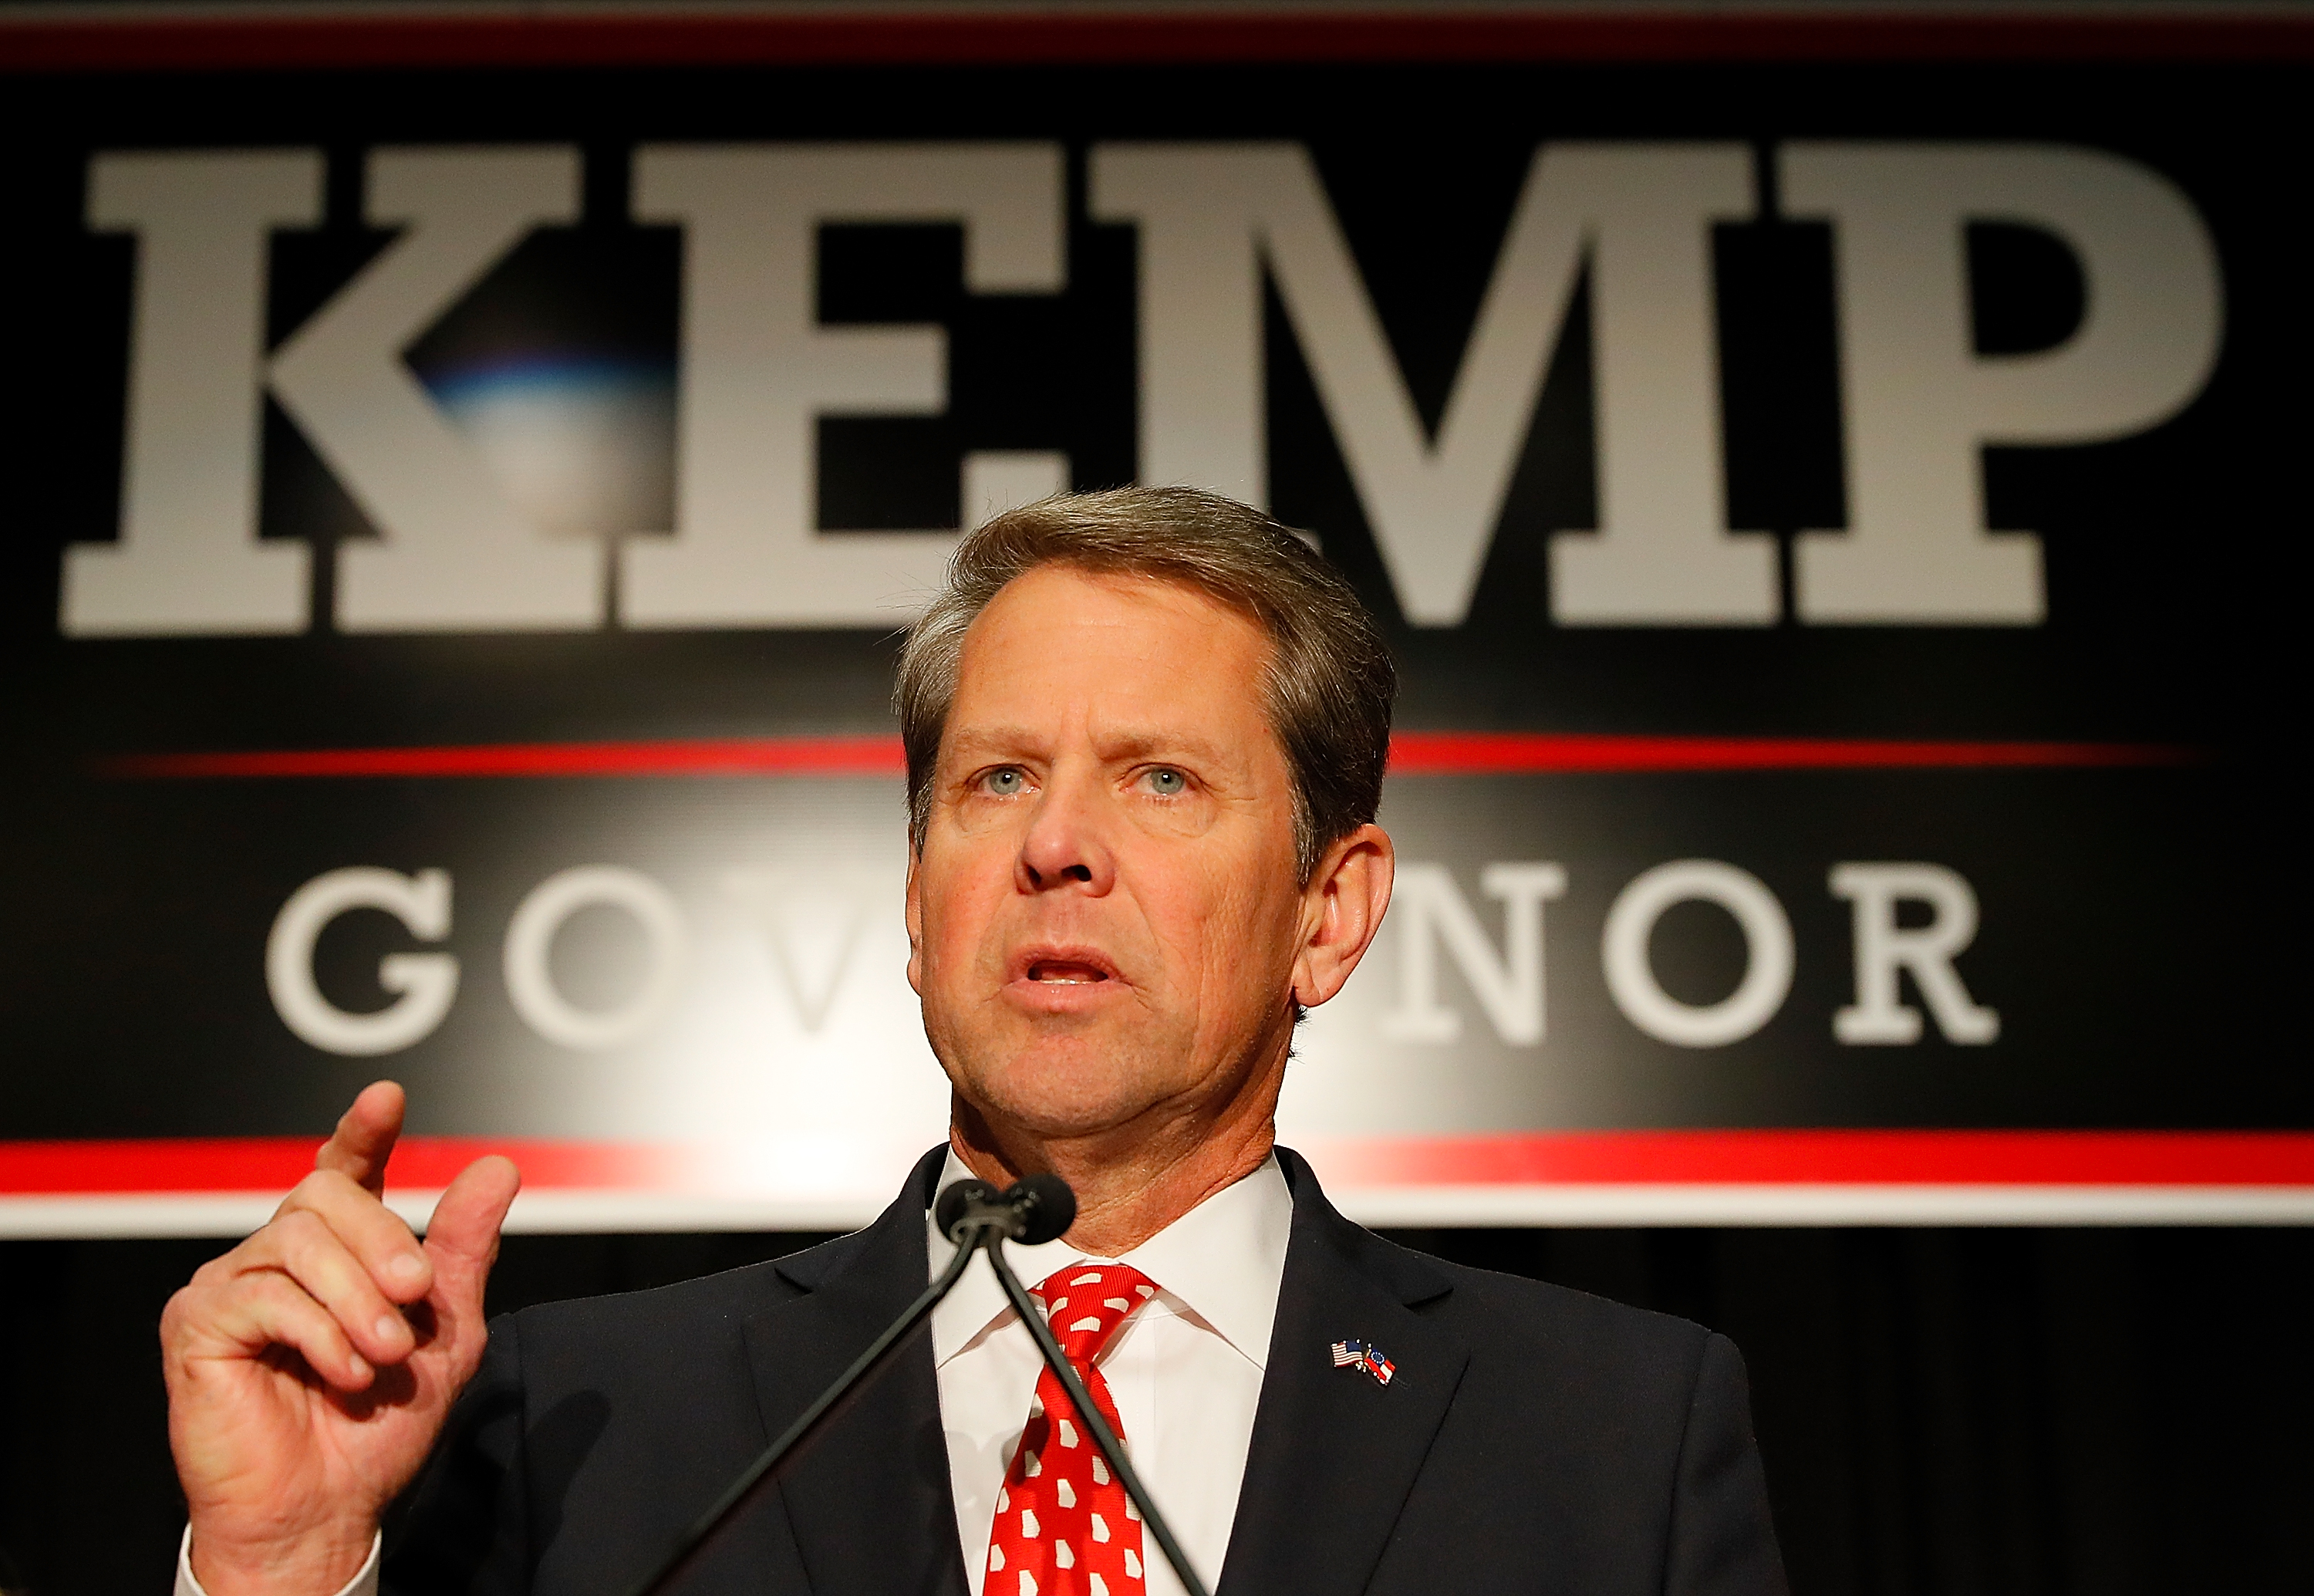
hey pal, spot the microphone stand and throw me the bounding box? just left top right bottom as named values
left=627, top=1176, right=1212, bottom=1596
left=981, top=1237, right=1216, bottom=1596
left=620, top=1235, right=980, bottom=1596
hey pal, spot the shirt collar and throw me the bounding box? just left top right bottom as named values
left=926, top=1147, right=1293, bottom=1372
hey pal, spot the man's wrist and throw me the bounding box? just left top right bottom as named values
left=181, top=1522, right=382, bottom=1596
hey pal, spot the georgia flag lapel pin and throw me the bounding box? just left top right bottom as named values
left=1329, top=1338, right=1397, bottom=1386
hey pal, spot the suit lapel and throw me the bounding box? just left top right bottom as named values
left=1216, top=1150, right=1470, bottom=1596
left=740, top=1148, right=970, bottom=1596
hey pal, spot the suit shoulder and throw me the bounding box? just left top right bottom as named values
left=1368, top=1230, right=1716, bottom=1369
left=504, top=1227, right=869, bottom=1354
left=1280, top=1152, right=1721, bottom=1380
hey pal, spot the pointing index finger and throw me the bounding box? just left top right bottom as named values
left=312, top=1081, right=406, bottom=1198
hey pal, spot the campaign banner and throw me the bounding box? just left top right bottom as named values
left=2, top=12, right=2306, bottom=1233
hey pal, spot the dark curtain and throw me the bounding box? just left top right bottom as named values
left=3, top=1225, right=2306, bottom=1596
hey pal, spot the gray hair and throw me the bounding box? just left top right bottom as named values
left=894, top=486, right=1396, bottom=879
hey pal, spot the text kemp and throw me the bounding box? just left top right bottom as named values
left=65, top=142, right=2219, bottom=638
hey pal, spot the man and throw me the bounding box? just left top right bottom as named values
left=163, top=487, right=1787, bottom=1596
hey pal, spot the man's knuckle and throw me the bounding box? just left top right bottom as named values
left=232, top=1266, right=286, bottom=1308
left=339, top=1195, right=398, bottom=1243
left=160, top=1286, right=196, bottom=1339
left=272, top=1206, right=326, bottom=1247
left=306, top=1166, right=363, bottom=1204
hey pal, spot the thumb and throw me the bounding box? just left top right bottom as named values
left=421, top=1154, right=521, bottom=1311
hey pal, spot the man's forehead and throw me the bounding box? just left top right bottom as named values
left=943, top=717, right=1241, bottom=766
left=943, top=565, right=1278, bottom=760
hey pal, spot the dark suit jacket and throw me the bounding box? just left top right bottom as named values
left=385, top=1147, right=1787, bottom=1596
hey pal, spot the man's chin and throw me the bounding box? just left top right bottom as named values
left=952, top=1054, right=1179, bottom=1147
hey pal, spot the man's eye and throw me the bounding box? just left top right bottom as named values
left=981, top=768, right=1027, bottom=796
left=1144, top=768, right=1187, bottom=796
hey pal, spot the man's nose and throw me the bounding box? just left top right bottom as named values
left=1015, top=770, right=1116, bottom=896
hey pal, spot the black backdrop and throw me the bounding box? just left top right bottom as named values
left=4, top=9, right=2312, bottom=1594
left=5, top=1223, right=2312, bottom=1596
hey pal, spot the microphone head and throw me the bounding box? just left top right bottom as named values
left=934, top=1179, right=1002, bottom=1243
left=1006, top=1173, right=1077, bottom=1246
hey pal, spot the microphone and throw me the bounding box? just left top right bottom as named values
left=934, top=1172, right=1077, bottom=1247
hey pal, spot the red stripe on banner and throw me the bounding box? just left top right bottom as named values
left=3, top=1131, right=2309, bottom=1196
left=0, top=1137, right=685, bottom=1196
left=1304, top=1131, right=2314, bottom=1188
left=1383, top=732, right=2203, bottom=774
left=104, top=737, right=907, bottom=779
left=5, top=13, right=2314, bottom=74
left=102, top=733, right=2199, bottom=781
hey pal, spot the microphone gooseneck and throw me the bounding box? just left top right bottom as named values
left=622, top=1203, right=984, bottom=1596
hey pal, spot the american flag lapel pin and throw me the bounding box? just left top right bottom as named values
left=1330, top=1338, right=1396, bottom=1386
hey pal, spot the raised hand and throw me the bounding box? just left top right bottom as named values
left=161, top=1082, right=521, bottom=1596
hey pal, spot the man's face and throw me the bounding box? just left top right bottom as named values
left=906, top=563, right=1310, bottom=1146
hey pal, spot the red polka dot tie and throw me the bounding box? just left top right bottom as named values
left=984, top=1263, right=1158, bottom=1596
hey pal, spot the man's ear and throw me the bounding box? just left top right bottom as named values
left=1290, top=823, right=1395, bottom=1010
left=903, top=836, right=926, bottom=996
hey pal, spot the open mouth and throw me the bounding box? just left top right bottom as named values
left=1027, top=960, right=1111, bottom=984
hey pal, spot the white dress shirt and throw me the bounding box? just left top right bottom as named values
left=929, top=1149, right=1291, bottom=1596
left=178, top=1151, right=1292, bottom=1596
